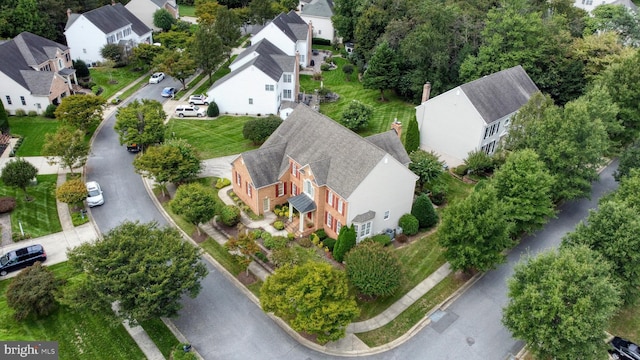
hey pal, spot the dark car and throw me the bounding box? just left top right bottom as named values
left=127, top=143, right=141, bottom=152
left=0, top=244, right=47, bottom=276
left=610, top=336, right=640, bottom=360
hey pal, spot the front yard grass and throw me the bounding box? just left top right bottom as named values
left=0, top=262, right=146, bottom=359
left=139, top=318, right=180, bottom=358
left=90, top=65, right=146, bottom=100
left=179, top=5, right=196, bottom=16
left=0, top=174, right=61, bottom=238
left=609, top=305, right=640, bottom=343
left=166, top=116, right=258, bottom=158
left=8, top=116, right=59, bottom=156
left=299, top=57, right=416, bottom=138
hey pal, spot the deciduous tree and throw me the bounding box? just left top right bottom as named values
left=1, top=158, right=38, bottom=200
left=345, top=241, right=402, bottom=298
left=242, top=116, right=282, bottom=144
left=214, top=5, right=242, bottom=58
left=154, top=49, right=197, bottom=90
left=615, top=141, right=640, bottom=181
left=6, top=262, right=61, bottom=321
left=42, top=127, right=89, bottom=174
left=225, top=233, right=260, bottom=274
left=55, top=178, right=88, bottom=206
left=502, top=245, right=621, bottom=360
left=170, top=183, right=217, bottom=235
left=408, top=150, right=444, bottom=192
left=54, top=94, right=106, bottom=134
left=153, top=8, right=177, bottom=31
left=65, top=221, right=208, bottom=324
left=100, top=43, right=124, bottom=64
left=192, top=23, right=226, bottom=84
left=131, top=44, right=165, bottom=71
left=340, top=100, right=372, bottom=132
left=260, top=262, right=359, bottom=343
left=114, top=99, right=166, bottom=152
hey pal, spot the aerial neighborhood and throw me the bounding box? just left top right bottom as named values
left=0, top=0, right=639, bottom=359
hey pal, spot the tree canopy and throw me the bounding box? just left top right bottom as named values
left=408, top=150, right=444, bottom=192
left=170, top=183, right=217, bottom=234
left=340, top=100, right=373, bottom=132
left=362, top=42, right=399, bottom=101
left=42, top=127, right=89, bottom=174
left=7, top=262, right=61, bottom=321
left=54, top=95, right=106, bottom=134
left=191, top=23, right=226, bottom=84
left=242, top=116, right=282, bottom=144
left=133, top=138, right=201, bottom=193
left=65, top=221, right=208, bottom=324
left=153, top=8, right=177, bottom=31
left=260, top=262, right=359, bottom=343
left=345, top=240, right=403, bottom=298
left=153, top=49, right=197, bottom=90
left=1, top=158, right=38, bottom=199
left=114, top=99, right=166, bottom=151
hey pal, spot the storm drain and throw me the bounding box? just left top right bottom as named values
left=429, top=309, right=459, bottom=333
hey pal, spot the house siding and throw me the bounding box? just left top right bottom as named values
left=232, top=157, right=260, bottom=213
left=0, top=73, right=49, bottom=115
left=64, top=17, right=106, bottom=64
left=300, top=15, right=334, bottom=41
left=252, top=22, right=310, bottom=67
left=209, top=66, right=280, bottom=115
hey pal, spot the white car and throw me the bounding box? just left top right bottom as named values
left=188, top=94, right=209, bottom=106
left=175, top=105, right=206, bottom=118
left=149, top=72, right=165, bottom=84
left=86, top=181, right=104, bottom=207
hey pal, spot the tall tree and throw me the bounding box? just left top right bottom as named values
left=214, top=5, right=242, bottom=57
left=114, top=99, right=166, bottom=152
left=6, top=262, right=61, bottom=321
left=153, top=8, right=177, bottom=31
left=438, top=185, right=513, bottom=273
left=584, top=4, right=640, bottom=47
left=260, top=262, right=359, bottom=344
left=131, top=44, right=165, bottom=71
left=191, top=23, right=226, bottom=84
left=249, top=0, right=277, bottom=25
left=1, top=158, right=38, bottom=200
left=570, top=32, right=630, bottom=82
left=225, top=233, right=260, bottom=274
left=153, top=49, right=197, bottom=90
left=333, top=225, right=356, bottom=263
left=408, top=150, right=444, bottom=192
left=404, top=115, right=420, bottom=154
left=615, top=141, right=640, bottom=181
left=563, top=200, right=640, bottom=305
left=492, top=149, right=555, bottom=236
left=362, top=42, right=399, bottom=101
left=42, top=127, right=89, bottom=174
left=169, top=183, right=217, bottom=235
left=65, top=221, right=208, bottom=324
left=502, top=245, right=621, bottom=360
left=579, top=84, right=622, bottom=153
left=345, top=240, right=403, bottom=298
left=54, top=95, right=106, bottom=134
left=332, top=0, right=363, bottom=41
left=133, top=139, right=201, bottom=195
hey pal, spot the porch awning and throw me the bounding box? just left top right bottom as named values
left=288, top=194, right=316, bottom=213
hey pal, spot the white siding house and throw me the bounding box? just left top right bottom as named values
left=125, top=0, right=178, bottom=31
left=251, top=11, right=312, bottom=67
left=0, top=32, right=77, bottom=115
left=64, top=3, right=152, bottom=64
left=299, top=0, right=335, bottom=41
left=207, top=39, right=298, bottom=115
left=415, top=65, right=539, bottom=167
left=573, top=0, right=636, bottom=13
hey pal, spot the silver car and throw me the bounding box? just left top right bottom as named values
left=86, top=181, right=104, bottom=207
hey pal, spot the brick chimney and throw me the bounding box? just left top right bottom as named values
left=294, top=51, right=300, bottom=103
left=421, top=82, right=431, bottom=103
left=391, top=118, right=402, bottom=138
left=66, top=8, right=72, bottom=18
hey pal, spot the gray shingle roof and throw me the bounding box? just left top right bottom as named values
left=270, top=11, right=308, bottom=43
left=65, top=3, right=151, bottom=36
left=289, top=193, right=317, bottom=213
left=366, top=131, right=411, bottom=166
left=301, top=0, right=334, bottom=18
left=241, top=104, right=411, bottom=198
left=460, top=65, right=538, bottom=124
left=0, top=32, right=67, bottom=94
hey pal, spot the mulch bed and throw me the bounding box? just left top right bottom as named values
left=191, top=230, right=208, bottom=243
left=237, top=271, right=257, bottom=286
left=156, top=193, right=171, bottom=204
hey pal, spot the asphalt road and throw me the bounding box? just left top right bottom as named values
left=87, top=78, right=621, bottom=359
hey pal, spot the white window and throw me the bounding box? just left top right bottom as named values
left=326, top=212, right=332, bottom=227
left=384, top=210, right=390, bottom=220
left=318, top=30, right=322, bottom=34
left=5, top=96, right=11, bottom=105
left=327, top=191, right=333, bottom=206
left=278, top=182, right=284, bottom=196
left=58, top=59, right=63, bottom=69
left=20, top=96, right=26, bottom=106
left=246, top=182, right=252, bottom=197
left=283, top=89, right=292, bottom=99
left=265, top=84, right=274, bottom=91
left=338, top=199, right=343, bottom=214
left=249, top=98, right=253, bottom=104
left=336, top=221, right=342, bottom=234
left=283, top=74, right=292, bottom=83
left=292, top=183, right=298, bottom=195
left=304, top=179, right=314, bottom=198
left=301, top=55, right=305, bottom=64
left=236, top=172, right=241, bottom=185
left=83, top=48, right=87, bottom=54
left=358, top=221, right=372, bottom=239
left=36, top=103, right=41, bottom=109
left=291, top=163, right=298, bottom=176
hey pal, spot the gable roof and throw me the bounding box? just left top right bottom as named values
left=65, top=3, right=151, bottom=36
left=460, top=65, right=538, bottom=124
left=301, top=0, right=334, bottom=18
left=0, top=32, right=67, bottom=95
left=211, top=39, right=294, bottom=89
left=270, top=11, right=309, bottom=43
left=241, top=105, right=411, bottom=198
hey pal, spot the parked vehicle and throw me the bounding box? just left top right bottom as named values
left=86, top=181, right=104, bottom=207
left=610, top=337, right=640, bottom=360
left=127, top=143, right=141, bottom=152
left=175, top=105, right=206, bottom=118
left=188, top=94, right=209, bottom=106
left=149, top=72, right=165, bottom=84
left=0, top=244, right=46, bottom=276
left=161, top=87, right=177, bottom=97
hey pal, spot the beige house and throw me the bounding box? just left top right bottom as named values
left=125, top=0, right=179, bottom=31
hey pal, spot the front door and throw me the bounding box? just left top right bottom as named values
left=263, top=198, right=269, bottom=213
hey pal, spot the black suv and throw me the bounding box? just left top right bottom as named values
left=0, top=244, right=47, bottom=276
left=610, top=336, right=640, bottom=360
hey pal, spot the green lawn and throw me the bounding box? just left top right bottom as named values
left=139, top=318, right=179, bottom=358
left=299, top=57, right=416, bottom=138
left=166, top=116, right=258, bottom=158
left=90, top=65, right=146, bottom=100
left=0, top=263, right=146, bottom=359
left=179, top=5, right=196, bottom=17
left=0, top=174, right=61, bottom=238
left=8, top=116, right=59, bottom=156
left=609, top=305, right=640, bottom=344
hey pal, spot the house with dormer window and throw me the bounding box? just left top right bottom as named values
left=251, top=11, right=312, bottom=67
left=0, top=32, right=77, bottom=115
left=231, top=105, right=417, bottom=240
left=64, top=3, right=152, bottom=65
left=415, top=65, right=539, bottom=167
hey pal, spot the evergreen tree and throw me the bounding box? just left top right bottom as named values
left=0, top=99, right=8, bottom=134
left=411, top=193, right=438, bottom=229
left=404, top=115, right=420, bottom=154
left=333, top=225, right=356, bottom=262
left=362, top=42, right=399, bottom=101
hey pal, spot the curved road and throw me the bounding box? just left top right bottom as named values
left=86, top=83, right=620, bottom=359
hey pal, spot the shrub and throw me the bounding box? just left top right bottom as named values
left=411, top=193, right=438, bottom=229
left=219, top=205, right=241, bottom=226
left=242, top=116, right=283, bottom=145
left=428, top=181, right=448, bottom=206
left=345, top=241, right=402, bottom=297
left=215, top=177, right=231, bottom=189
left=273, top=220, right=285, bottom=230
left=73, top=59, right=90, bottom=78
left=27, top=110, right=37, bottom=117
left=465, top=149, right=494, bottom=174
left=313, top=72, right=322, bottom=80
left=333, top=225, right=357, bottom=262
left=254, top=251, right=268, bottom=262
left=12, top=232, right=32, bottom=241
left=0, top=196, right=16, bottom=213
left=321, top=63, right=331, bottom=71
left=56, top=179, right=88, bottom=204
left=454, top=165, right=468, bottom=176
left=370, top=234, right=392, bottom=247
left=207, top=102, right=219, bottom=117
left=398, top=213, right=419, bottom=236
left=287, top=232, right=295, bottom=241
left=340, top=100, right=373, bottom=131
left=395, top=233, right=408, bottom=244
left=312, top=38, right=331, bottom=45
left=6, top=262, right=61, bottom=320
left=298, top=237, right=312, bottom=247
left=91, top=85, right=102, bottom=95
left=322, top=237, right=336, bottom=251
left=14, top=109, right=26, bottom=117
left=314, top=229, right=327, bottom=240
left=264, top=236, right=288, bottom=250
